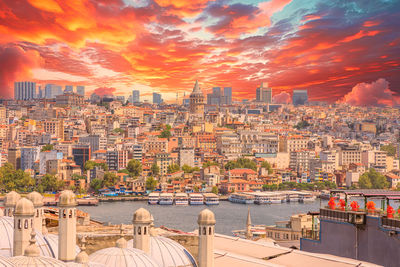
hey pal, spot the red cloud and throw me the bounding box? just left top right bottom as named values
left=0, top=45, right=41, bottom=98
left=93, top=87, right=116, bottom=97
left=273, top=91, right=291, bottom=104
left=341, top=78, right=399, bottom=106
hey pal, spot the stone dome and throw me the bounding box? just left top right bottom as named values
left=0, top=256, right=15, bottom=267
left=198, top=209, right=216, bottom=225
left=0, top=216, right=76, bottom=259
left=26, top=192, right=44, bottom=208
left=4, top=192, right=21, bottom=208
left=127, top=236, right=197, bottom=267
left=14, top=198, right=34, bottom=216
left=58, top=190, right=77, bottom=207
left=133, top=208, right=151, bottom=224
left=89, top=241, right=159, bottom=267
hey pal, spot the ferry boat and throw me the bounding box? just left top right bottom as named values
left=228, top=193, right=255, bottom=204
left=286, top=192, right=300, bottom=202
left=148, top=192, right=160, bottom=205
left=203, top=193, right=219, bottom=205
left=189, top=193, right=204, bottom=205
left=299, top=193, right=316, bottom=202
left=270, top=195, right=283, bottom=204
left=159, top=193, right=173, bottom=205
left=174, top=193, right=189, bottom=206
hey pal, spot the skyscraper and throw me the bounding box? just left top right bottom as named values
left=132, top=90, right=140, bottom=103
left=292, top=89, right=308, bottom=106
left=153, top=92, right=162, bottom=104
left=256, top=82, right=272, bottom=104
left=45, top=84, right=63, bottom=99
left=207, top=87, right=221, bottom=105
left=76, top=86, right=85, bottom=96
left=14, top=81, right=36, bottom=100
left=223, top=87, right=232, bottom=105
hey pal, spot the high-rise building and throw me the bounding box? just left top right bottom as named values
left=64, top=85, right=73, bottom=94
left=256, top=82, right=272, bottom=104
left=20, top=146, right=40, bottom=170
left=132, top=90, right=140, bottom=103
left=153, top=92, right=162, bottom=105
left=222, top=87, right=232, bottom=105
left=72, top=145, right=91, bottom=170
left=37, top=86, right=43, bottom=99
left=207, top=87, right=221, bottom=105
left=14, top=81, right=36, bottom=100
left=292, top=89, right=308, bottom=106
left=76, top=86, right=85, bottom=96
left=44, top=84, right=63, bottom=99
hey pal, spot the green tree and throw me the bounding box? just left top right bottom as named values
left=182, top=165, right=200, bottom=173
left=151, top=163, right=160, bottom=176
left=118, top=169, right=129, bottom=174
left=203, top=161, right=219, bottom=168
left=211, top=186, right=219, bottom=194
left=127, top=159, right=142, bottom=177
left=381, top=144, right=396, bottom=157
left=193, top=186, right=199, bottom=192
left=41, top=144, right=54, bottom=152
left=113, top=128, right=125, bottom=134
left=84, top=160, right=108, bottom=172
left=225, top=158, right=257, bottom=171
left=102, top=172, right=118, bottom=187
left=40, top=174, right=65, bottom=192
left=146, top=176, right=157, bottom=191
left=159, top=129, right=171, bottom=139
left=0, top=163, right=35, bottom=192
left=359, top=168, right=389, bottom=189
left=167, top=164, right=180, bottom=174
left=261, top=161, right=273, bottom=174
left=90, top=178, right=103, bottom=193
left=294, top=120, right=310, bottom=129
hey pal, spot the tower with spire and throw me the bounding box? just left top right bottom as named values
left=246, top=207, right=253, bottom=239
left=189, top=80, right=205, bottom=118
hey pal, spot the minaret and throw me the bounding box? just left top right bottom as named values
left=13, top=198, right=35, bottom=256
left=246, top=207, right=253, bottom=239
left=198, top=209, right=216, bottom=267
left=27, top=191, right=44, bottom=233
left=4, top=191, right=21, bottom=217
left=58, top=190, right=77, bottom=262
left=132, top=208, right=152, bottom=254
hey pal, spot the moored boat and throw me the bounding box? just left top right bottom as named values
left=159, top=192, right=173, bottom=205
left=203, top=193, right=219, bottom=205
left=174, top=193, right=189, bottom=205
left=189, top=193, right=204, bottom=205
left=148, top=192, right=160, bottom=205
left=228, top=193, right=255, bottom=204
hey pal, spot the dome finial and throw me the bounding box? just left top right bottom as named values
left=116, top=224, right=127, bottom=249
left=75, top=236, right=89, bottom=264
left=24, top=229, right=40, bottom=257
left=42, top=218, right=48, bottom=235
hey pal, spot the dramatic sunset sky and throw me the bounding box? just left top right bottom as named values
left=0, top=0, right=399, bottom=104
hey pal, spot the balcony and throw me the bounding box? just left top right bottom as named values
left=381, top=216, right=400, bottom=231
left=320, top=208, right=366, bottom=225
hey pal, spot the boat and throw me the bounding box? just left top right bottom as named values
left=189, top=193, right=204, bottom=205
left=270, top=195, right=283, bottom=204
left=148, top=192, right=160, bottom=205
left=203, top=193, right=219, bottom=205
left=287, top=192, right=300, bottom=202
left=253, top=193, right=271, bottom=204
left=174, top=193, right=189, bottom=205
left=300, top=193, right=316, bottom=202
left=159, top=193, right=173, bottom=205
left=228, top=193, right=255, bottom=204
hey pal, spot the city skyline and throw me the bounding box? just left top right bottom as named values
left=0, top=0, right=399, bottom=105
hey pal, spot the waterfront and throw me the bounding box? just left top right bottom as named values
left=80, top=199, right=326, bottom=236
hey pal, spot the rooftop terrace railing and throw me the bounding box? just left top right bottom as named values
left=381, top=216, right=400, bottom=231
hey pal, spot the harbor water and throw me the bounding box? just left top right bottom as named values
left=80, top=199, right=326, bottom=236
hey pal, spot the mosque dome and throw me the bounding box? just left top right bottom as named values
left=133, top=208, right=151, bottom=224
left=4, top=192, right=21, bottom=208
left=127, top=236, right=197, bottom=267
left=198, top=209, right=216, bottom=225
left=0, top=216, right=77, bottom=259
left=0, top=256, right=15, bottom=267
left=26, top=192, right=44, bottom=207
left=59, top=190, right=77, bottom=207
left=89, top=238, right=159, bottom=267
left=14, top=198, right=34, bottom=216
left=10, top=232, right=66, bottom=267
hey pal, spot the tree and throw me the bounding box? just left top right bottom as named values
left=193, top=186, right=199, bottom=192
left=127, top=159, right=142, bottom=177
left=167, top=164, right=180, bottom=174
left=41, top=144, right=54, bottom=152
left=359, top=168, right=389, bottom=189
left=211, top=186, right=218, bottom=194
left=40, top=174, right=65, bottom=192
left=102, top=172, right=118, bottom=187
left=294, top=120, right=310, bottom=129
left=151, top=163, right=160, bottom=176
left=113, top=128, right=125, bottom=134
left=203, top=161, right=219, bottom=168
left=159, top=129, right=171, bottom=139
left=90, top=179, right=103, bottom=193
left=0, top=163, right=35, bottom=192
left=261, top=161, right=273, bottom=174
left=182, top=165, right=200, bottom=173
left=381, top=144, right=396, bottom=157
left=225, top=158, right=257, bottom=171
left=118, top=169, right=129, bottom=174
left=84, top=160, right=108, bottom=172
left=146, top=176, right=157, bottom=191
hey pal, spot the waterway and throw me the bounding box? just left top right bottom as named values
left=79, top=200, right=327, bottom=236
